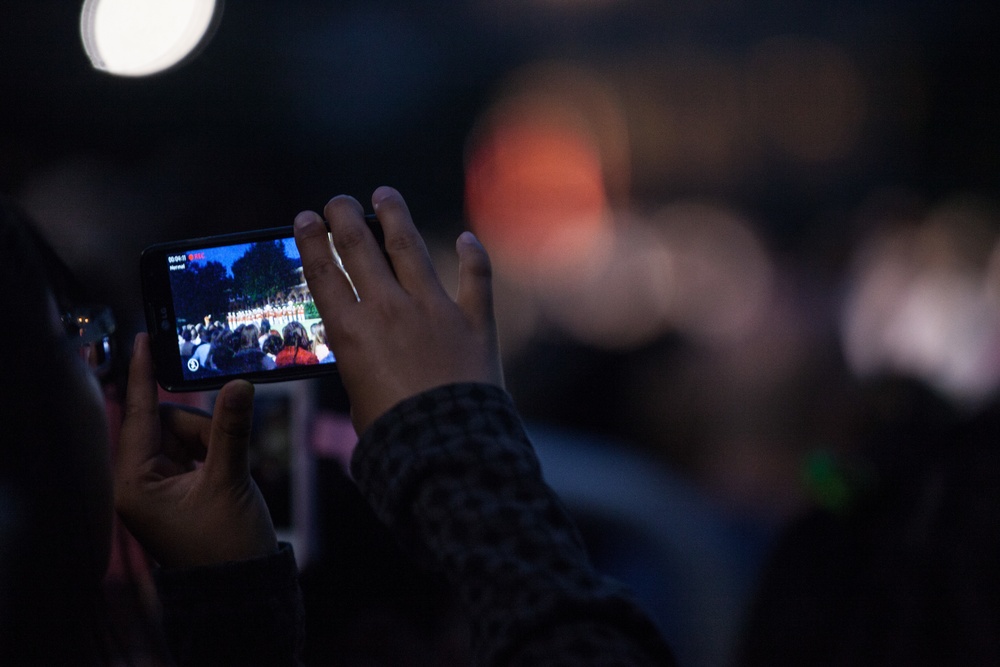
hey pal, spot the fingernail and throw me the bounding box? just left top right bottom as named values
left=295, top=211, right=322, bottom=231
left=372, top=186, right=396, bottom=210
left=458, top=230, right=480, bottom=246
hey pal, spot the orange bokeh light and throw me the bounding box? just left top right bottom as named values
left=465, top=113, right=608, bottom=273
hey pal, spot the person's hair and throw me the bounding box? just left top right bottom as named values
left=262, top=331, right=284, bottom=356
left=314, top=323, right=328, bottom=346
left=282, top=321, right=310, bottom=350
left=260, top=318, right=270, bottom=334
left=212, top=330, right=244, bottom=373
left=241, top=324, right=260, bottom=350
left=182, top=328, right=192, bottom=342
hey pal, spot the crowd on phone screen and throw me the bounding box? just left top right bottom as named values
left=179, top=316, right=334, bottom=375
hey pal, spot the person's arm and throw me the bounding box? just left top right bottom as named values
left=115, top=333, right=303, bottom=666
left=295, top=187, right=674, bottom=665
left=353, top=382, right=675, bottom=666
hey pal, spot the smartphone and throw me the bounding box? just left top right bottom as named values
left=141, top=215, right=383, bottom=391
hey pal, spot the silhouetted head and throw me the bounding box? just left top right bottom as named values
left=0, top=195, right=115, bottom=658
left=282, top=321, right=310, bottom=350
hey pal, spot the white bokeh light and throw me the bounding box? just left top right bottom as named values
left=81, top=0, right=221, bottom=77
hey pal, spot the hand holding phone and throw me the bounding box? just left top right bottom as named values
left=115, top=333, right=278, bottom=568
left=294, top=186, right=504, bottom=434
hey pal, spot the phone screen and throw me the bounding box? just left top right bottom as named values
left=142, top=224, right=349, bottom=391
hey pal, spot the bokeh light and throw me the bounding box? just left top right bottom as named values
left=528, top=221, right=674, bottom=350
left=80, top=0, right=221, bottom=76
left=528, top=203, right=774, bottom=350
left=465, top=62, right=629, bottom=278
left=650, top=202, right=774, bottom=345
left=464, top=59, right=776, bottom=352
left=465, top=114, right=609, bottom=274
left=841, top=197, right=1000, bottom=406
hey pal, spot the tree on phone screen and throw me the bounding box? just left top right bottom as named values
left=232, top=241, right=298, bottom=306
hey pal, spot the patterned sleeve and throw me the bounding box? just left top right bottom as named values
left=351, top=383, right=675, bottom=666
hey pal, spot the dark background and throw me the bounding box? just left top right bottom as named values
left=3, top=2, right=997, bottom=238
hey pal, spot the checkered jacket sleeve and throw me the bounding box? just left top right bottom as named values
left=352, top=383, right=675, bottom=667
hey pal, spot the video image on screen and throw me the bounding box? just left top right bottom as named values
left=167, top=236, right=335, bottom=380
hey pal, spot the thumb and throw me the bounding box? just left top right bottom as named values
left=455, top=231, right=495, bottom=330
left=203, top=380, right=255, bottom=485
left=118, top=333, right=162, bottom=472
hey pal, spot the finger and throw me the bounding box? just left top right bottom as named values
left=455, top=231, right=496, bottom=331
left=158, top=404, right=212, bottom=463
left=295, top=207, right=358, bottom=322
left=372, top=186, right=444, bottom=298
left=456, top=232, right=505, bottom=389
left=118, top=333, right=163, bottom=472
left=203, top=380, right=255, bottom=485
left=324, top=194, right=397, bottom=299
